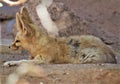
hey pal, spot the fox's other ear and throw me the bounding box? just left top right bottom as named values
left=16, top=12, right=35, bottom=36
left=16, top=12, right=27, bottom=34
left=20, top=6, right=33, bottom=23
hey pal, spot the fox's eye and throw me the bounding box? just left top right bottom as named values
left=16, top=40, right=20, bottom=42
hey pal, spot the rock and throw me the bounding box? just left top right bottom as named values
left=0, top=3, right=20, bottom=20
left=0, top=19, right=16, bottom=39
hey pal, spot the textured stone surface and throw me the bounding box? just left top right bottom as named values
left=0, top=3, right=20, bottom=20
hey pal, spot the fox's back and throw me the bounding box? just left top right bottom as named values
left=66, top=35, right=117, bottom=63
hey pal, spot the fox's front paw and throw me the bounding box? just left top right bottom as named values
left=3, top=61, right=20, bottom=67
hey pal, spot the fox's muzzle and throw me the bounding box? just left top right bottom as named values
left=9, top=43, right=20, bottom=50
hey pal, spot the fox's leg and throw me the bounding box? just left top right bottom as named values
left=3, top=59, right=28, bottom=66
left=29, top=55, right=35, bottom=60
left=3, top=55, right=51, bottom=67
left=3, top=59, right=42, bottom=67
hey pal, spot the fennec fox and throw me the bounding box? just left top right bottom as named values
left=4, top=7, right=116, bottom=66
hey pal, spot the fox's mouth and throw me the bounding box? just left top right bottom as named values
left=9, top=46, right=20, bottom=50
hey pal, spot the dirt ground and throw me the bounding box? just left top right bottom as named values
left=0, top=0, right=120, bottom=84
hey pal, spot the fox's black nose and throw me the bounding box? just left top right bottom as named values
left=9, top=46, right=11, bottom=48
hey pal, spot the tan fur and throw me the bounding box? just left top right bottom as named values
left=4, top=7, right=116, bottom=66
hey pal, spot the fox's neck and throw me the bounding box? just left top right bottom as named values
left=25, top=33, right=58, bottom=56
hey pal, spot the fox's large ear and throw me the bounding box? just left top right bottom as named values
left=20, top=6, right=33, bottom=23
left=16, top=12, right=27, bottom=34
left=16, top=12, right=35, bottom=36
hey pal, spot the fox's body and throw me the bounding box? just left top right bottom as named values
left=3, top=7, right=116, bottom=66
left=10, top=32, right=117, bottom=64
left=11, top=31, right=117, bottom=64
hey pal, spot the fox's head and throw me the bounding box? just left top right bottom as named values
left=9, top=7, right=44, bottom=51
